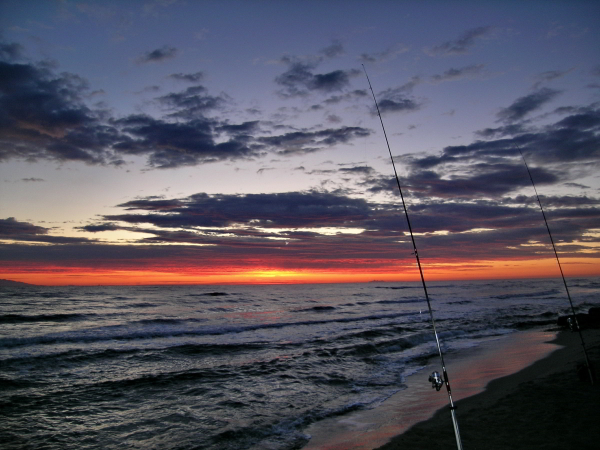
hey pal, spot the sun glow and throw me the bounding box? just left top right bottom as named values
left=2, top=255, right=599, bottom=286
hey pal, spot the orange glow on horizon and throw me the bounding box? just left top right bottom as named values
left=1, top=257, right=598, bottom=286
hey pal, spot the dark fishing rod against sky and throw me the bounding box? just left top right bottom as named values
left=1, top=0, right=599, bottom=285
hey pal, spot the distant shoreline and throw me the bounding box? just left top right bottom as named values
left=1, top=276, right=598, bottom=289
left=0, top=279, right=36, bottom=287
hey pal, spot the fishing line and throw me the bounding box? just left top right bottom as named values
left=362, top=64, right=464, bottom=450
left=518, top=148, right=594, bottom=385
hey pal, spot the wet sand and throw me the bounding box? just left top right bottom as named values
left=302, top=328, right=600, bottom=450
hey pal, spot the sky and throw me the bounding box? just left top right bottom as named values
left=1, top=0, right=599, bottom=285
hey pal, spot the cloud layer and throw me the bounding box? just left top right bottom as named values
left=0, top=48, right=371, bottom=168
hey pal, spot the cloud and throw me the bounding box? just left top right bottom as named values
left=0, top=217, right=91, bottom=244
left=360, top=102, right=600, bottom=203
left=368, top=77, right=423, bottom=115
left=339, top=165, right=375, bottom=176
left=216, top=120, right=260, bottom=136
left=374, top=88, right=422, bottom=115
left=475, top=123, right=528, bottom=139
left=496, top=88, right=562, bottom=123
left=136, top=45, right=178, bottom=64
left=0, top=42, right=23, bottom=61
left=105, top=191, right=372, bottom=230
left=321, top=89, right=368, bottom=105
left=157, top=85, right=225, bottom=119
left=320, top=40, right=344, bottom=59
left=21, top=177, right=45, bottom=182
left=406, top=163, right=559, bottom=199
left=509, top=194, right=600, bottom=208
left=168, top=71, right=204, bottom=83
left=79, top=223, right=121, bottom=232
left=274, top=44, right=360, bottom=98
left=0, top=52, right=369, bottom=168
left=275, top=59, right=359, bottom=97
left=415, top=105, right=600, bottom=169
left=48, top=181, right=597, bottom=271
left=111, top=114, right=257, bottom=168
left=258, top=126, right=370, bottom=155
left=431, top=64, right=485, bottom=83
left=532, top=68, right=574, bottom=89
left=427, top=26, right=492, bottom=56
left=0, top=57, right=115, bottom=164
left=359, top=43, right=410, bottom=64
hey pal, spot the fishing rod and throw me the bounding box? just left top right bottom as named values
left=518, top=148, right=594, bottom=385
left=363, top=65, right=464, bottom=450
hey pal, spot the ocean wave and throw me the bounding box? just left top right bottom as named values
left=375, top=298, right=423, bottom=305
left=187, top=292, right=230, bottom=297
left=165, top=342, right=267, bottom=356
left=0, top=313, right=90, bottom=324
left=374, top=286, right=419, bottom=290
left=118, top=302, right=158, bottom=308
left=492, top=288, right=561, bottom=300
left=295, top=305, right=336, bottom=312
left=0, top=311, right=421, bottom=349
left=1, top=347, right=141, bottom=366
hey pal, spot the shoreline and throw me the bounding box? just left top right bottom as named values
left=376, top=327, right=600, bottom=450
left=300, top=328, right=600, bottom=450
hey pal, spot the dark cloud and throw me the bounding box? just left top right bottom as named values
left=216, top=120, right=260, bottom=137
left=509, top=194, right=600, bottom=208
left=471, top=105, right=599, bottom=168
left=0, top=58, right=115, bottom=164
left=0, top=61, right=92, bottom=133
left=0, top=42, right=23, bottom=61
left=563, top=182, right=590, bottom=189
left=320, top=40, right=344, bottom=59
left=157, top=85, right=225, bottom=119
left=275, top=59, right=359, bottom=97
left=1, top=217, right=48, bottom=236
left=359, top=43, right=409, bottom=64
left=137, top=45, right=178, bottom=64
left=4, top=179, right=599, bottom=272
left=321, top=89, right=368, bottom=105
left=258, top=126, right=370, bottom=155
left=21, top=177, right=45, bottom=182
left=111, top=114, right=257, bottom=168
left=362, top=104, right=600, bottom=207
left=0, top=52, right=369, bottom=168
left=106, top=191, right=371, bottom=230
left=377, top=97, right=421, bottom=114
left=431, top=64, right=484, bottom=83
left=79, top=223, right=121, bottom=232
left=414, top=106, right=600, bottom=168
left=496, top=88, right=561, bottom=123
left=371, top=78, right=423, bottom=115
left=168, top=71, right=204, bottom=83
left=406, top=163, right=559, bottom=199
left=475, top=123, right=528, bottom=139
left=58, top=184, right=599, bottom=269
left=0, top=217, right=92, bottom=244
left=427, top=26, right=492, bottom=56
left=274, top=49, right=360, bottom=98
left=532, top=68, right=573, bottom=89
left=339, top=165, right=374, bottom=176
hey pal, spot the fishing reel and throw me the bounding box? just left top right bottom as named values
left=567, top=316, right=579, bottom=332
left=429, top=371, right=444, bottom=391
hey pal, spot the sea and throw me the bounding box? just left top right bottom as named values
left=1, top=277, right=599, bottom=450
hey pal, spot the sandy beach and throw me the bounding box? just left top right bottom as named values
left=377, top=328, right=600, bottom=450
left=301, top=327, right=600, bottom=450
